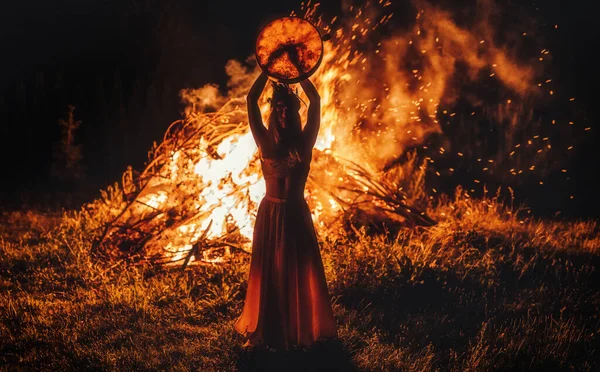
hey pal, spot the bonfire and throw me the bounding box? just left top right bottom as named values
left=93, top=0, right=554, bottom=268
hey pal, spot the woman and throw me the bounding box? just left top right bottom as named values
left=234, top=72, right=337, bottom=349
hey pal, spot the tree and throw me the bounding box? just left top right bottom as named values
left=51, top=105, right=85, bottom=183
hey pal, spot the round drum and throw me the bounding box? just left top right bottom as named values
left=255, top=17, right=324, bottom=84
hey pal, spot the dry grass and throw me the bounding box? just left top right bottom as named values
left=1, top=191, right=599, bottom=371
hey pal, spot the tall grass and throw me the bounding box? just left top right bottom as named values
left=1, top=190, right=599, bottom=371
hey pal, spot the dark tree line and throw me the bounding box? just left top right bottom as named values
left=0, top=0, right=240, bottom=208
left=0, top=68, right=180, bottom=206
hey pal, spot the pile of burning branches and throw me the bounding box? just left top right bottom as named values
left=93, top=95, right=436, bottom=267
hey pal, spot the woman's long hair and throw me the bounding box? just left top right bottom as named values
left=267, top=83, right=303, bottom=158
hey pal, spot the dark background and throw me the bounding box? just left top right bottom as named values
left=0, top=0, right=598, bottom=217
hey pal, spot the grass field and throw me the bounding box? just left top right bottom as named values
left=1, top=191, right=599, bottom=371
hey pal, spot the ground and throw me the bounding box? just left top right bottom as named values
left=1, top=193, right=599, bottom=371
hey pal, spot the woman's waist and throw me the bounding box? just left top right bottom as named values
left=263, top=190, right=307, bottom=203
left=264, top=179, right=306, bottom=194
left=263, top=195, right=305, bottom=204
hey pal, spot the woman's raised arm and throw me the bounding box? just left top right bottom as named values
left=299, top=78, right=321, bottom=151
left=247, top=72, right=269, bottom=149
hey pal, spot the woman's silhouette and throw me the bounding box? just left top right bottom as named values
left=235, top=72, right=337, bottom=349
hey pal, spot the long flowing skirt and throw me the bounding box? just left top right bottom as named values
left=235, top=195, right=337, bottom=349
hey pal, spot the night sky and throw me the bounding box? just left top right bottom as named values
left=0, top=0, right=598, bottom=216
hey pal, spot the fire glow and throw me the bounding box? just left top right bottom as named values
left=100, top=0, right=567, bottom=264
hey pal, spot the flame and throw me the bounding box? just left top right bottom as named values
left=107, top=0, right=567, bottom=264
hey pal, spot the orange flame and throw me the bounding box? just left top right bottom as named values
left=115, top=0, right=551, bottom=263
